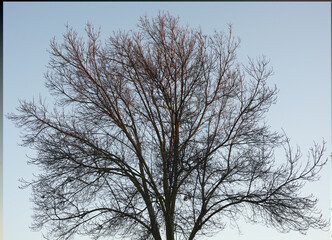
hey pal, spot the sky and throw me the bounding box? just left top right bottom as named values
left=3, top=2, right=331, bottom=240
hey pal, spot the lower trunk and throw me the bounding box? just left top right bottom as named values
left=165, top=215, right=175, bottom=240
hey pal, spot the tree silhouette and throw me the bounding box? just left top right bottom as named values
left=9, top=12, right=328, bottom=240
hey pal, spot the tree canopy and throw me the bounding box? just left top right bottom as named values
left=9, top=12, right=328, bottom=240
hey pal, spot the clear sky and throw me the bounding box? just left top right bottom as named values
left=3, top=2, right=331, bottom=240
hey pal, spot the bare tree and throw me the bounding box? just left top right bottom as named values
left=9, top=12, right=328, bottom=240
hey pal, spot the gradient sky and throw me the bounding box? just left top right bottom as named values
left=3, top=2, right=331, bottom=240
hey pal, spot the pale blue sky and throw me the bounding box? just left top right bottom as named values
left=3, top=2, right=331, bottom=240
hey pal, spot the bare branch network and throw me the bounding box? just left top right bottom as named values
left=9, top=12, right=328, bottom=240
